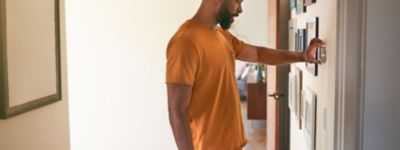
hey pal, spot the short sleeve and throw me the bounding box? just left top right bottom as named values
left=166, top=38, right=199, bottom=86
left=219, top=29, right=245, bottom=57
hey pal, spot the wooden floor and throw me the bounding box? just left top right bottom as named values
left=241, top=101, right=266, bottom=150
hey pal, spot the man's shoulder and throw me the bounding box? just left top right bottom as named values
left=176, top=22, right=204, bottom=38
left=169, top=22, right=204, bottom=47
left=167, top=22, right=197, bottom=50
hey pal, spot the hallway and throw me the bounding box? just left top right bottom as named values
left=241, top=101, right=266, bottom=150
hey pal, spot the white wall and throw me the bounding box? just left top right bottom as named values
left=230, top=0, right=268, bottom=76
left=363, top=0, right=400, bottom=149
left=230, top=0, right=268, bottom=46
left=0, top=0, right=70, bottom=149
left=66, top=0, right=199, bottom=150
left=289, top=1, right=337, bottom=150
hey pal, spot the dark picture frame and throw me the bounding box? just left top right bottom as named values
left=0, top=0, right=61, bottom=119
left=306, top=17, right=319, bottom=76
left=304, top=0, right=317, bottom=6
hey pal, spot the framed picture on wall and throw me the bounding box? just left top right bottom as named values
left=306, top=17, right=319, bottom=76
left=0, top=0, right=61, bottom=119
left=304, top=0, right=317, bottom=6
left=302, top=87, right=317, bottom=150
left=290, top=0, right=297, bottom=10
left=288, top=71, right=297, bottom=114
left=289, top=19, right=297, bottom=51
left=289, top=67, right=303, bottom=129
left=297, top=29, right=307, bottom=52
left=295, top=68, right=303, bottom=129
left=296, top=0, right=306, bottom=14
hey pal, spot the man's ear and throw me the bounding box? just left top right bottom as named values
left=213, top=0, right=224, bottom=7
left=207, top=0, right=224, bottom=11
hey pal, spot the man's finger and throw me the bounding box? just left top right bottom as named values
left=309, top=59, right=320, bottom=64
left=311, top=38, right=325, bottom=47
left=312, top=38, right=324, bottom=43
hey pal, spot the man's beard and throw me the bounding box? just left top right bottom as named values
left=217, top=5, right=233, bottom=30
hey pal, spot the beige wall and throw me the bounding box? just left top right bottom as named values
left=289, top=0, right=337, bottom=150
left=0, top=0, right=70, bottom=150
left=363, top=0, right=400, bottom=149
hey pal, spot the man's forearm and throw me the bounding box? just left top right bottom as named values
left=169, top=110, right=194, bottom=150
left=257, top=46, right=305, bottom=65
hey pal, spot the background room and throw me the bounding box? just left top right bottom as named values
left=1, top=0, right=399, bottom=150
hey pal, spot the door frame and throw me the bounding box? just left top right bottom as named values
left=334, top=0, right=366, bottom=149
left=278, top=0, right=290, bottom=149
left=265, top=0, right=290, bottom=149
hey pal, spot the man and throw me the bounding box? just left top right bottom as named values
left=166, top=0, right=324, bottom=149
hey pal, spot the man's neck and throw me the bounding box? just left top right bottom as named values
left=191, top=4, right=218, bottom=30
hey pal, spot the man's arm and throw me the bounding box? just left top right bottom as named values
left=167, top=83, right=194, bottom=150
left=237, top=38, right=324, bottom=65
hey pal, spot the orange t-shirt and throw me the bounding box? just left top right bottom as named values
left=166, top=20, right=247, bottom=150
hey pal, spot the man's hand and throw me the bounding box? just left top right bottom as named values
left=303, top=38, right=326, bottom=64
left=237, top=38, right=325, bottom=65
